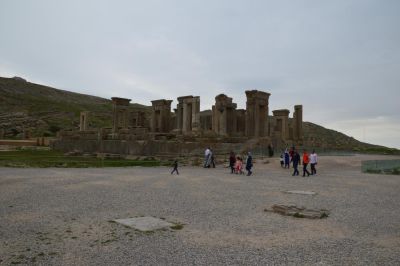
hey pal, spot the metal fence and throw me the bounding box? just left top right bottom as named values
left=361, top=160, right=400, bottom=174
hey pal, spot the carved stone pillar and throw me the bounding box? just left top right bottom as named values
left=272, top=109, right=290, bottom=140
left=293, top=105, right=303, bottom=140
left=111, top=97, right=131, bottom=134
left=79, top=111, right=89, bottom=131
left=151, top=99, right=172, bottom=133
left=245, top=90, right=270, bottom=138
left=212, top=94, right=237, bottom=136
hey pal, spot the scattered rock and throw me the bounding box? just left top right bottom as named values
left=265, top=204, right=329, bottom=219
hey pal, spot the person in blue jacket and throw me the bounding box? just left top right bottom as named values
left=291, top=150, right=300, bottom=176
left=246, top=151, right=253, bottom=176
left=284, top=149, right=290, bottom=169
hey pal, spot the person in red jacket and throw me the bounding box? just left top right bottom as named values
left=302, top=150, right=311, bottom=177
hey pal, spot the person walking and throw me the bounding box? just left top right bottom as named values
left=268, top=144, right=274, bottom=157
left=171, top=160, right=179, bottom=175
left=210, top=149, right=216, bottom=168
left=289, top=147, right=294, bottom=161
left=235, top=156, right=244, bottom=174
left=302, top=149, right=311, bottom=177
left=279, top=151, right=284, bottom=168
left=310, top=149, right=318, bottom=175
left=229, top=151, right=236, bottom=173
left=284, top=149, right=290, bottom=169
left=292, top=150, right=300, bottom=176
left=245, top=152, right=253, bottom=176
left=204, top=147, right=211, bottom=168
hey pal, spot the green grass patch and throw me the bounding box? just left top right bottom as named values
left=0, top=150, right=161, bottom=168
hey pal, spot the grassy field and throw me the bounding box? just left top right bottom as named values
left=0, top=150, right=162, bottom=168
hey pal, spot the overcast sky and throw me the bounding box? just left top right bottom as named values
left=1, top=0, right=399, bottom=148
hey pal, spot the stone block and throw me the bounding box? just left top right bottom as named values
left=114, top=217, right=174, bottom=231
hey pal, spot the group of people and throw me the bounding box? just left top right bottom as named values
left=229, top=151, right=253, bottom=176
left=171, top=146, right=317, bottom=177
left=280, top=147, right=318, bottom=177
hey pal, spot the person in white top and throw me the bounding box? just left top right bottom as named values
left=310, top=149, right=318, bottom=175
left=204, top=147, right=211, bottom=168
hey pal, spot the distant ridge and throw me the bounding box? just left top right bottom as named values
left=0, top=76, right=398, bottom=154
left=0, top=77, right=149, bottom=137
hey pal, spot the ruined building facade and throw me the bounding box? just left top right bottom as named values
left=54, top=90, right=303, bottom=156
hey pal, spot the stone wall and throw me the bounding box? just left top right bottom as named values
left=52, top=139, right=249, bottom=157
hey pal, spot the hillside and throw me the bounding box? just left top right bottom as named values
left=0, top=76, right=397, bottom=154
left=302, top=122, right=398, bottom=154
left=0, top=77, right=149, bottom=137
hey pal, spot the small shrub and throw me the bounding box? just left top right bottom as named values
left=170, top=224, right=184, bottom=230
left=293, top=213, right=304, bottom=218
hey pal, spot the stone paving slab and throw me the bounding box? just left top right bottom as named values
left=114, top=217, right=174, bottom=231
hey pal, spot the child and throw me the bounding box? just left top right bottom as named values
left=280, top=152, right=284, bottom=168
left=235, top=156, right=244, bottom=175
left=171, top=160, right=179, bottom=175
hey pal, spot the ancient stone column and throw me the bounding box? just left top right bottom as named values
left=212, top=94, right=237, bottom=136
left=191, top=96, right=201, bottom=132
left=175, top=95, right=201, bottom=135
left=79, top=111, right=89, bottom=131
left=245, top=90, right=270, bottom=138
left=182, top=99, right=192, bottom=134
left=151, top=99, right=172, bottom=133
left=235, top=109, right=246, bottom=135
left=293, top=105, right=303, bottom=140
left=272, top=109, right=290, bottom=140
left=175, top=96, right=194, bottom=134
left=111, top=97, right=131, bottom=134
left=175, top=97, right=185, bottom=133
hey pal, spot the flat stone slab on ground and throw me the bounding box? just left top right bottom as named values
left=284, top=190, right=317, bottom=195
left=114, top=217, right=174, bottom=231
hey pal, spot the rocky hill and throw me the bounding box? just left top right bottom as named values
left=0, top=77, right=149, bottom=138
left=0, top=76, right=397, bottom=154
left=301, top=122, right=398, bottom=154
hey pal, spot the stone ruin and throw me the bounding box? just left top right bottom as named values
left=52, top=90, right=303, bottom=157
left=265, top=204, right=330, bottom=219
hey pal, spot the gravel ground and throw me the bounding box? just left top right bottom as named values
left=1, top=154, right=400, bottom=265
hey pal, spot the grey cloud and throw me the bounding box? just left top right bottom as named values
left=0, top=0, right=399, bottom=147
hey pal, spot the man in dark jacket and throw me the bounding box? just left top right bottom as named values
left=229, top=151, right=236, bottom=174
left=171, top=160, right=179, bottom=175
left=246, top=152, right=253, bottom=176
left=292, top=150, right=300, bottom=176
